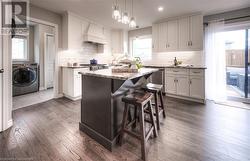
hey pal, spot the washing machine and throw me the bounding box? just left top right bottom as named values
left=13, top=63, right=39, bottom=96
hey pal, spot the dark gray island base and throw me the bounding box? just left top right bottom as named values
left=79, top=68, right=158, bottom=151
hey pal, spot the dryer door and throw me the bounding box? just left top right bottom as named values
left=13, top=67, right=37, bottom=87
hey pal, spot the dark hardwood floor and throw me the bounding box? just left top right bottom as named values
left=1, top=97, right=250, bottom=161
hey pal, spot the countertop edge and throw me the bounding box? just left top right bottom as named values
left=79, top=68, right=159, bottom=80
left=143, top=65, right=207, bottom=69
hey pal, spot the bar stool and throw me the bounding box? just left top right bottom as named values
left=142, top=83, right=166, bottom=130
left=120, top=90, right=158, bottom=161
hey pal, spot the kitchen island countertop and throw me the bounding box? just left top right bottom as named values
left=143, top=64, right=207, bottom=69
left=79, top=67, right=159, bottom=80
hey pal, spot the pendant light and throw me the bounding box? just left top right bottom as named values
left=129, top=0, right=136, bottom=28
left=112, top=0, right=121, bottom=20
left=122, top=0, right=129, bottom=24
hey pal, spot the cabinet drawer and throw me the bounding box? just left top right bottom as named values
left=166, top=68, right=188, bottom=75
left=189, top=69, right=204, bottom=76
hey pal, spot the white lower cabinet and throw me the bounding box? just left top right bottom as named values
left=63, top=67, right=86, bottom=100
left=189, top=76, right=204, bottom=99
left=165, top=68, right=205, bottom=103
left=176, top=75, right=189, bottom=96
left=166, top=75, right=176, bottom=94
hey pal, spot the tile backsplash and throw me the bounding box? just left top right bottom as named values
left=143, top=51, right=205, bottom=66
left=59, top=49, right=205, bottom=67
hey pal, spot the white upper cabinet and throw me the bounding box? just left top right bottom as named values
left=111, top=29, right=127, bottom=54
left=152, top=13, right=203, bottom=52
left=178, top=14, right=203, bottom=51
left=190, top=15, right=203, bottom=50
left=67, top=14, right=84, bottom=49
left=63, top=12, right=108, bottom=50
left=152, top=24, right=159, bottom=53
left=178, top=17, right=190, bottom=50
left=166, top=20, right=178, bottom=51
left=158, top=22, right=168, bottom=52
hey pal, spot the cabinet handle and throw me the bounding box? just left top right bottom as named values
left=173, top=70, right=179, bottom=72
left=190, top=41, right=193, bottom=46
left=190, top=80, right=192, bottom=84
left=187, top=41, right=190, bottom=46
left=166, top=43, right=168, bottom=48
left=192, top=71, right=200, bottom=74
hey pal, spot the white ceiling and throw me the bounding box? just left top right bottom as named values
left=30, top=0, right=250, bottom=29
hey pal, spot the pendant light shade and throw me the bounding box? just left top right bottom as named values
left=112, top=0, right=137, bottom=27
left=122, top=12, right=129, bottom=24
left=129, top=17, right=136, bottom=28
left=112, top=6, right=121, bottom=20
left=129, top=0, right=136, bottom=28
left=112, top=0, right=121, bottom=20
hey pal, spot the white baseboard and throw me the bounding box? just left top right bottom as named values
left=55, top=93, right=64, bottom=98
left=64, top=94, right=82, bottom=101
left=165, top=93, right=206, bottom=104
left=7, top=119, right=13, bottom=129
left=39, top=87, right=46, bottom=91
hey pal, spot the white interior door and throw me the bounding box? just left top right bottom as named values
left=45, top=34, right=55, bottom=89
left=0, top=35, right=3, bottom=132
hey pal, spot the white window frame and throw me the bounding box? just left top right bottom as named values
left=130, top=35, right=152, bottom=60
left=12, top=35, right=29, bottom=61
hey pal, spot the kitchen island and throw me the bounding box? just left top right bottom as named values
left=79, top=68, right=158, bottom=151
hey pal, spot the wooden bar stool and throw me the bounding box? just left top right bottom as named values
left=142, top=83, right=166, bottom=130
left=120, top=90, right=158, bottom=161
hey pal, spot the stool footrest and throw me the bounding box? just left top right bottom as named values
left=124, top=129, right=141, bottom=140
left=145, top=126, right=154, bottom=141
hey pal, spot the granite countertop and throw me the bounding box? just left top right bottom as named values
left=61, top=66, right=89, bottom=68
left=79, top=68, right=159, bottom=80
left=143, top=64, right=207, bottom=69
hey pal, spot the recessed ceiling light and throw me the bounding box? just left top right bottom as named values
left=158, top=6, right=164, bottom=12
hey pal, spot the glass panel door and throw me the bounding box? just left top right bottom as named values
left=225, top=30, right=246, bottom=98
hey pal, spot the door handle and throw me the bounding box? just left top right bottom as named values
left=0, top=69, right=4, bottom=73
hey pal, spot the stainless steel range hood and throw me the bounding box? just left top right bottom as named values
left=83, top=23, right=107, bottom=45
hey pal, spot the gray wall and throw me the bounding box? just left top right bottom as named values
left=30, top=4, right=62, bottom=49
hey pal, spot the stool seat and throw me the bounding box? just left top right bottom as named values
left=142, top=83, right=163, bottom=93
left=122, top=90, right=152, bottom=106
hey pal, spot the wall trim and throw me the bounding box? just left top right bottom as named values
left=7, top=119, right=13, bottom=129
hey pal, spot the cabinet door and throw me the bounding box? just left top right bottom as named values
left=178, top=17, right=190, bottom=50
left=176, top=75, right=189, bottom=96
left=190, top=15, right=203, bottom=50
left=111, top=30, right=122, bottom=54
left=190, top=76, right=204, bottom=99
left=152, top=24, right=159, bottom=53
left=158, top=22, right=168, bottom=52
left=74, top=72, right=82, bottom=97
left=68, top=15, right=83, bottom=49
left=166, top=75, right=176, bottom=94
left=167, top=20, right=178, bottom=51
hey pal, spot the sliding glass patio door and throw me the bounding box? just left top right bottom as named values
left=226, top=28, right=250, bottom=101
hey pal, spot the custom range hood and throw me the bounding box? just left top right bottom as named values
left=83, top=23, right=107, bottom=45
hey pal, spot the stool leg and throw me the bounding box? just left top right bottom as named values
left=139, top=105, right=146, bottom=161
left=148, top=100, right=157, bottom=138
left=159, top=91, right=166, bottom=118
left=120, top=103, right=129, bottom=146
left=154, top=92, right=160, bottom=130
left=132, top=105, right=138, bottom=129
